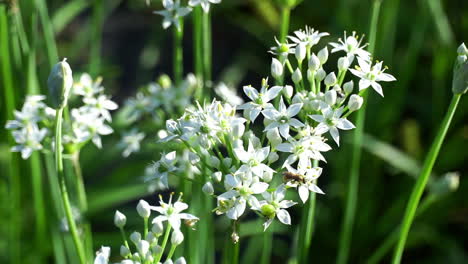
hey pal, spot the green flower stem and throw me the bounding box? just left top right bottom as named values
left=119, top=228, right=130, bottom=249
left=260, top=231, right=272, bottom=264
left=144, top=217, right=149, bottom=239
left=1, top=7, right=21, bottom=264
left=202, top=10, right=212, bottom=94
left=55, top=108, right=86, bottom=264
left=297, top=160, right=318, bottom=263
left=90, top=0, right=104, bottom=75
left=166, top=244, right=178, bottom=261
left=193, top=6, right=204, bottom=100
left=337, top=1, right=381, bottom=264
left=30, top=152, right=47, bottom=261
left=392, top=94, right=462, bottom=264
left=155, top=223, right=172, bottom=263
left=35, top=0, right=59, bottom=67
left=279, top=7, right=291, bottom=43
left=174, top=18, right=184, bottom=86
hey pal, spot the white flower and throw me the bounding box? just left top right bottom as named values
left=329, top=31, right=371, bottom=62
left=216, top=172, right=268, bottom=220
left=214, top=82, right=243, bottom=106
left=288, top=26, right=329, bottom=47
left=146, top=151, right=178, bottom=188
left=94, top=246, right=110, bottom=264
left=233, top=140, right=274, bottom=177
left=276, top=135, right=331, bottom=167
left=309, top=106, right=355, bottom=145
left=10, top=124, right=48, bottom=159
left=73, top=74, right=104, bottom=97
left=150, top=194, right=199, bottom=230
left=70, top=108, right=113, bottom=148
left=238, top=81, right=282, bottom=122
left=188, top=0, right=221, bottom=13
left=284, top=165, right=324, bottom=203
left=262, top=97, right=304, bottom=138
left=269, top=37, right=296, bottom=58
left=349, top=58, right=396, bottom=97
left=251, top=185, right=296, bottom=230
left=154, top=0, right=192, bottom=30
left=119, top=129, right=145, bottom=157
left=83, top=94, right=118, bottom=122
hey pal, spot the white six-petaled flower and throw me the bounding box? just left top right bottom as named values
left=349, top=58, right=396, bottom=97
left=154, top=0, right=192, bottom=30
left=262, top=97, right=304, bottom=139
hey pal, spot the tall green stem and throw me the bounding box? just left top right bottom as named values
left=392, top=94, right=462, bottom=264
left=260, top=231, right=272, bottom=264
left=337, top=1, right=382, bottom=264
left=90, top=0, right=104, bottom=75
left=193, top=6, right=204, bottom=100
left=35, top=0, right=59, bottom=67
left=279, top=7, right=290, bottom=43
left=1, top=7, right=21, bottom=264
left=55, top=108, right=87, bottom=264
left=173, top=19, right=184, bottom=85
left=202, top=10, right=212, bottom=94
left=30, top=152, right=47, bottom=262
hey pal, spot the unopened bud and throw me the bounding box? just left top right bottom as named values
left=47, top=59, right=73, bottom=109
left=348, top=94, right=363, bottom=111
left=158, top=74, right=172, bottom=89
left=231, top=231, right=239, bottom=244
left=114, top=210, right=127, bottom=228
left=271, top=58, right=284, bottom=79
left=338, top=56, right=350, bottom=71
left=292, top=68, right=303, bottom=84
left=175, top=257, right=187, bottom=264
left=452, top=60, right=468, bottom=95
left=308, top=53, right=320, bottom=71
left=202, top=182, right=214, bottom=195
left=171, top=229, right=184, bottom=245
left=317, top=47, right=328, bottom=64
left=283, top=85, right=293, bottom=99
left=343, top=80, right=354, bottom=94
left=324, top=90, right=337, bottom=105
left=212, top=171, right=223, bottom=182
left=324, top=72, right=337, bottom=87
left=137, top=240, right=150, bottom=256
left=295, top=43, right=307, bottom=63
left=130, top=232, right=141, bottom=244
left=457, top=43, right=468, bottom=56
left=137, top=200, right=151, bottom=218
left=315, top=68, right=326, bottom=82
left=120, top=245, right=130, bottom=257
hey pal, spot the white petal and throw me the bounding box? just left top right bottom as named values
left=309, top=184, right=325, bottom=194
left=371, top=82, right=384, bottom=97
left=251, top=182, right=269, bottom=194
left=289, top=118, right=304, bottom=128
left=276, top=143, right=293, bottom=152
left=330, top=127, right=340, bottom=145
left=264, top=86, right=283, bottom=102
left=298, top=185, right=309, bottom=203
left=359, top=79, right=371, bottom=90
left=278, top=124, right=290, bottom=139
left=309, top=114, right=325, bottom=123
left=243, top=86, right=259, bottom=101
left=276, top=209, right=291, bottom=225
left=337, top=119, right=355, bottom=130
left=287, top=103, right=303, bottom=117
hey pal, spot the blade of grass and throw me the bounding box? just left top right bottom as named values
left=337, top=1, right=382, bottom=264
left=52, top=0, right=89, bottom=34
left=35, top=0, right=59, bottom=67
left=89, top=0, right=104, bottom=75
left=392, top=94, right=462, bottom=263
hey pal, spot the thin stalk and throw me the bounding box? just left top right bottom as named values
left=166, top=245, right=178, bottom=261
left=392, top=94, right=462, bottom=264
left=55, top=108, right=87, bottom=264
left=173, top=19, right=184, bottom=85
left=193, top=6, right=204, bottom=100
left=35, top=0, right=59, bottom=67
left=202, top=10, right=212, bottom=93
left=1, top=7, right=21, bottom=264
left=279, top=7, right=290, bottom=42
left=337, top=1, right=382, bottom=264
left=90, top=0, right=104, bottom=75
left=30, top=152, right=47, bottom=261
left=155, top=223, right=172, bottom=263
left=297, top=160, right=318, bottom=263
left=260, top=231, right=272, bottom=264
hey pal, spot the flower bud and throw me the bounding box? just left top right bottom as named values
left=164, top=260, right=174, bottom=264
left=308, top=53, right=320, bottom=71
left=232, top=123, right=245, bottom=138
left=158, top=74, right=172, bottom=89
left=324, top=72, right=337, bottom=87
left=457, top=43, right=468, bottom=56
left=348, top=94, right=364, bottom=111
left=130, top=232, right=141, bottom=245
left=202, top=182, right=214, bottom=195
left=324, top=90, right=337, bottom=106
left=266, top=128, right=282, bottom=147
left=283, top=85, right=293, bottom=99
left=47, top=58, right=73, bottom=109
left=152, top=220, right=164, bottom=236
left=268, top=152, right=279, bottom=164
left=458, top=55, right=467, bottom=64
left=175, top=257, right=187, bottom=264
left=137, top=200, right=151, bottom=218
left=262, top=170, right=274, bottom=182
left=453, top=60, right=468, bottom=94
left=114, top=210, right=127, bottom=228
left=120, top=245, right=130, bottom=257
left=338, top=56, right=350, bottom=71
left=137, top=240, right=150, bottom=256
left=208, top=156, right=220, bottom=168
left=292, top=68, right=303, bottom=84
left=295, top=43, right=307, bottom=63
left=231, top=231, right=239, bottom=244
left=317, top=47, right=328, bottom=64
left=343, top=80, right=354, bottom=94
left=261, top=204, right=276, bottom=218
left=431, top=172, right=460, bottom=195
left=151, top=244, right=163, bottom=255
left=315, top=68, right=326, bottom=82
left=271, top=58, right=284, bottom=79
left=171, top=229, right=184, bottom=245
left=222, top=158, right=232, bottom=169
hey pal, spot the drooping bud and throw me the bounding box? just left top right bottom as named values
left=114, top=210, right=127, bottom=228
left=271, top=58, right=284, bottom=80
left=292, top=68, right=303, bottom=84
left=137, top=200, right=151, bottom=218
left=202, top=182, right=214, bottom=195
left=317, top=47, right=329, bottom=64
left=348, top=94, right=364, bottom=111
left=47, top=58, right=73, bottom=109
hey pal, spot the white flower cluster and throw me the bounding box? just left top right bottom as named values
left=149, top=26, right=395, bottom=231
left=95, top=195, right=197, bottom=264
left=154, top=0, right=222, bottom=29
left=5, top=73, right=117, bottom=159
left=117, top=74, right=196, bottom=157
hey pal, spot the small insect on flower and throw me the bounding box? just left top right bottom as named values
left=283, top=171, right=306, bottom=184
